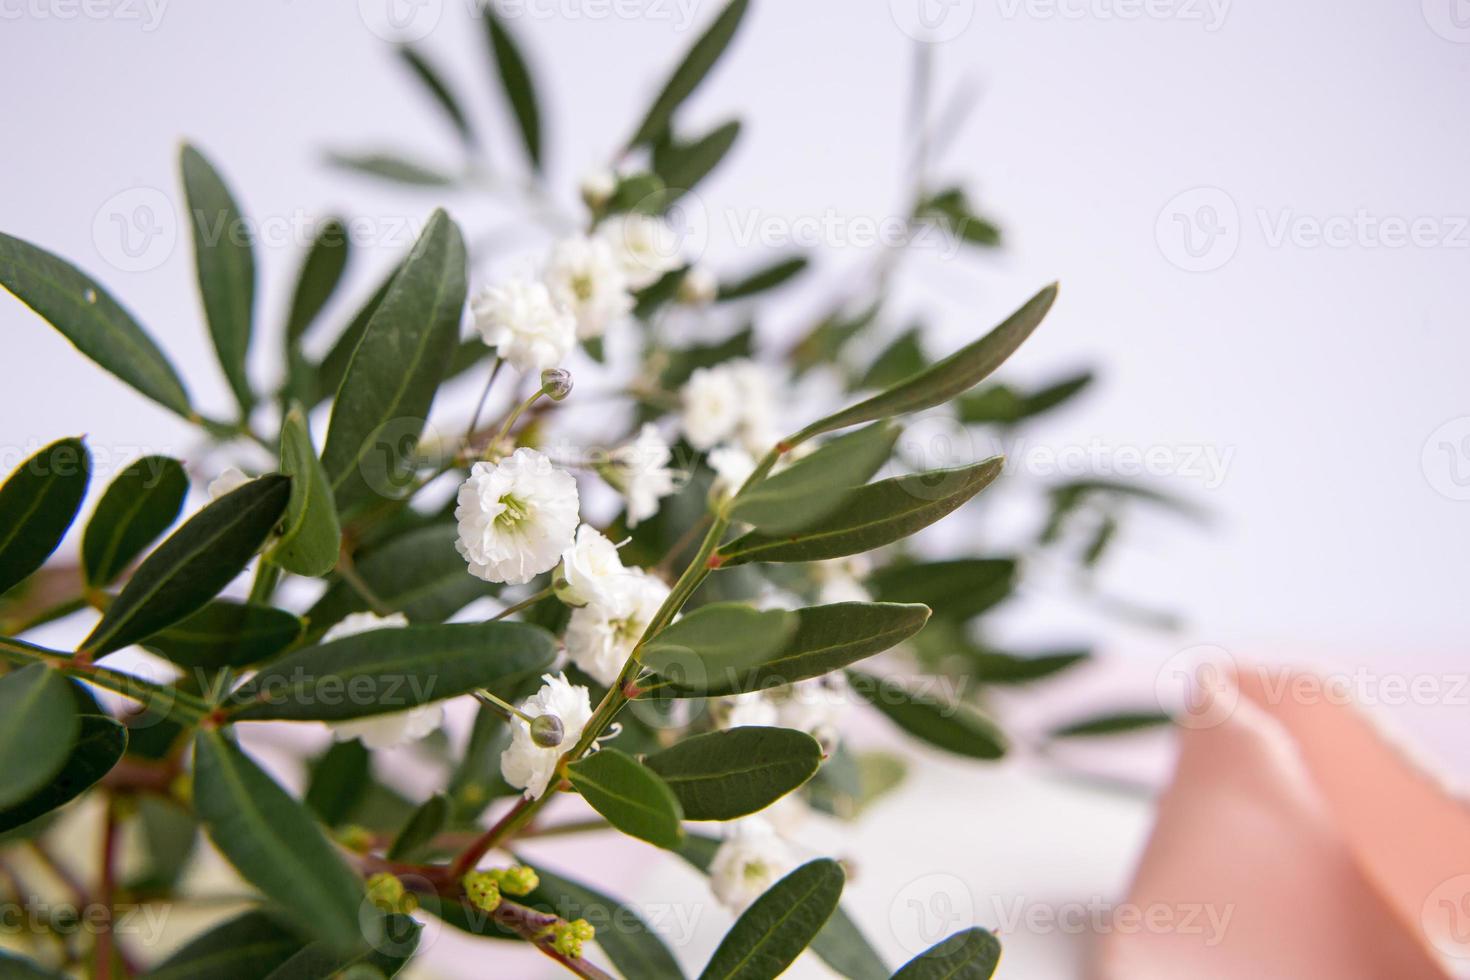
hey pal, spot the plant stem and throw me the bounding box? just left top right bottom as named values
left=0, top=595, right=88, bottom=635
left=336, top=552, right=392, bottom=616
left=464, top=356, right=505, bottom=446
left=247, top=560, right=281, bottom=604
left=489, top=586, right=554, bottom=622
left=95, top=795, right=120, bottom=980
left=486, top=386, right=547, bottom=459
left=0, top=637, right=210, bottom=723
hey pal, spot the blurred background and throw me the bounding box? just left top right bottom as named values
left=2, top=1, right=1467, bottom=976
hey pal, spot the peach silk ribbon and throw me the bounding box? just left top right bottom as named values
left=1094, top=666, right=1470, bottom=979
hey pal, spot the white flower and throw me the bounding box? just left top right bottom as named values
left=207, top=466, right=250, bottom=500
left=814, top=557, right=873, bottom=605
left=709, top=818, right=795, bottom=911
left=322, top=612, right=444, bottom=750
left=718, top=692, right=779, bottom=730
left=774, top=674, right=852, bottom=753
left=472, top=277, right=576, bottom=374
left=558, top=523, right=635, bottom=608
left=681, top=366, right=743, bottom=450
left=707, top=444, right=756, bottom=499
left=678, top=264, right=719, bottom=306
left=500, top=673, right=594, bottom=799
left=456, top=448, right=580, bottom=586
left=728, top=359, right=780, bottom=455
left=599, top=213, right=682, bottom=290
left=606, top=424, right=678, bottom=528
left=580, top=168, right=618, bottom=210
left=564, top=570, right=669, bottom=685
left=544, top=234, right=633, bottom=341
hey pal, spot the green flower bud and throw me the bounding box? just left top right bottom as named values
left=551, top=918, right=596, bottom=958
left=365, top=873, right=408, bottom=913
left=462, top=871, right=502, bottom=912
left=540, top=368, right=573, bottom=401
left=530, top=713, right=565, bottom=748
left=337, top=825, right=375, bottom=854
left=492, top=864, right=540, bottom=897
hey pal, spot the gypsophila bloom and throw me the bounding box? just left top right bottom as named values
left=324, top=613, right=444, bottom=750
left=709, top=818, right=796, bottom=911
left=456, top=448, right=580, bottom=586
left=728, top=359, right=780, bottom=454
left=544, top=234, right=633, bottom=340
left=718, top=691, right=779, bottom=730
left=606, top=424, right=678, bottom=527
left=564, top=570, right=670, bottom=686
left=678, top=264, right=719, bottom=306
left=707, top=444, right=756, bottom=499
left=599, top=212, right=682, bottom=289
left=580, top=168, right=617, bottom=210
left=500, top=673, right=593, bottom=799
left=557, top=523, right=633, bottom=608
left=775, top=674, right=852, bottom=753
left=472, top=277, right=576, bottom=374
left=681, top=366, right=743, bottom=450
left=207, top=466, right=250, bottom=500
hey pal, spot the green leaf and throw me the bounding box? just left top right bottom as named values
left=647, top=602, right=929, bottom=697
left=644, top=727, right=821, bottom=820
left=261, top=914, right=420, bottom=978
left=321, top=210, right=466, bottom=513
left=397, top=45, right=475, bottom=146
left=917, top=187, right=1002, bottom=248
left=386, top=793, right=447, bottom=861
left=81, top=455, right=187, bottom=588
left=792, top=284, right=1057, bottom=443
left=181, top=144, right=256, bottom=416
left=0, top=232, right=192, bottom=417
left=313, top=261, right=400, bottom=406
left=728, top=422, right=898, bottom=534
left=629, top=0, right=750, bottom=146
left=871, top=559, right=1016, bottom=623
left=80, top=475, right=292, bottom=657
left=958, top=370, right=1093, bottom=426
left=641, top=603, right=797, bottom=684
left=305, top=738, right=372, bottom=827
left=0, top=437, right=90, bottom=596
left=142, top=909, right=307, bottom=980
left=192, top=729, right=369, bottom=951
left=482, top=9, right=542, bottom=170
left=0, top=663, right=79, bottom=809
left=653, top=119, right=740, bottom=196
left=719, top=458, right=1003, bottom=566
left=229, top=622, right=555, bottom=721
left=856, top=328, right=926, bottom=391
left=958, top=646, right=1090, bottom=685
left=697, top=859, right=844, bottom=980
left=716, top=254, right=806, bottom=302
left=1050, top=710, right=1171, bottom=739
left=326, top=151, right=457, bottom=187
left=0, top=952, right=70, bottom=979
left=566, top=747, right=684, bottom=849
left=0, top=714, right=123, bottom=833
left=847, top=671, right=1006, bottom=760
left=127, top=795, right=197, bottom=894
left=143, top=599, right=304, bottom=669
left=271, top=405, right=340, bottom=577
left=284, top=217, right=351, bottom=345
left=791, top=300, right=880, bottom=378
left=892, top=928, right=1002, bottom=979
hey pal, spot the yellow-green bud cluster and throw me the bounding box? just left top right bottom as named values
left=488, top=865, right=540, bottom=896
left=364, top=873, right=417, bottom=914
left=462, top=871, right=502, bottom=912
left=548, top=918, right=596, bottom=958
left=336, top=825, right=375, bottom=854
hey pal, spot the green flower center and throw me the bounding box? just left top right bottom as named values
left=495, top=494, right=530, bottom=529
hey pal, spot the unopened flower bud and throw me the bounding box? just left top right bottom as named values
left=678, top=264, right=718, bottom=306
left=337, top=825, right=375, bottom=854
left=366, top=872, right=411, bottom=913
left=462, top=871, right=502, bottom=912
left=494, top=865, right=541, bottom=897
left=580, top=169, right=617, bottom=211
left=551, top=918, right=596, bottom=958
left=530, top=711, right=566, bottom=748
left=540, top=368, right=573, bottom=401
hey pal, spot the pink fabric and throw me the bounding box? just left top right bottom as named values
left=1094, top=666, right=1470, bottom=979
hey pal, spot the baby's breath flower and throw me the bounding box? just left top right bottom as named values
left=544, top=234, right=633, bottom=340
left=678, top=264, right=719, bottom=306
left=557, top=523, right=633, bottom=608
left=681, top=366, right=743, bottom=450
left=599, top=213, right=682, bottom=289
left=605, top=424, right=678, bottom=527
left=456, top=448, right=580, bottom=586
left=207, top=466, right=249, bottom=500
left=709, top=818, right=795, bottom=911
left=564, top=570, right=670, bottom=686
left=580, top=169, right=617, bottom=210
left=500, top=673, right=594, bottom=799
left=472, top=277, right=576, bottom=374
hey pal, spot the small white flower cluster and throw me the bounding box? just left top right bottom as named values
left=715, top=673, right=852, bottom=756
left=709, top=817, right=795, bottom=911
left=500, top=672, right=594, bottom=800
left=456, top=447, right=581, bottom=586
left=559, top=524, right=671, bottom=686
left=470, top=214, right=684, bottom=376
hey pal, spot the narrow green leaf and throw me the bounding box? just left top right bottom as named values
left=644, top=727, right=821, bottom=820
left=847, top=671, right=1006, bottom=760
left=918, top=187, right=1002, bottom=248
left=229, top=622, right=555, bottom=721
left=261, top=914, right=419, bottom=978
left=1050, top=710, right=1171, bottom=739
left=142, top=909, right=307, bottom=980
left=0, top=663, right=79, bottom=809
left=397, top=45, right=476, bottom=146
left=958, top=370, right=1093, bottom=425
left=127, top=795, right=197, bottom=894
left=326, top=151, right=457, bottom=187
left=792, top=284, right=1057, bottom=443
left=305, top=738, right=372, bottom=827
left=313, top=261, right=400, bottom=405
left=181, top=144, right=256, bottom=416
left=892, top=928, right=1002, bottom=980
left=728, top=422, right=898, bottom=534
left=285, top=217, right=351, bottom=345
left=143, top=599, right=304, bottom=669
left=629, top=0, right=750, bottom=146
left=0, top=232, right=192, bottom=417
left=192, top=729, right=370, bottom=951
left=716, top=254, right=806, bottom=302
left=697, top=859, right=844, bottom=980
left=0, top=437, right=90, bottom=596
left=81, top=455, right=187, bottom=588
left=871, top=559, right=1016, bottom=623
left=81, top=475, right=291, bottom=657
left=566, top=748, right=684, bottom=849
left=647, top=602, right=929, bottom=697
left=0, top=952, right=70, bottom=979
left=641, top=604, right=797, bottom=684
left=719, top=458, right=1004, bottom=566
left=321, top=210, right=466, bottom=513
left=856, top=328, right=926, bottom=391
left=482, top=9, right=542, bottom=169
left=271, top=405, right=341, bottom=576
left=653, top=119, right=740, bottom=197
left=386, top=793, right=447, bottom=861
left=0, top=714, right=122, bottom=832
